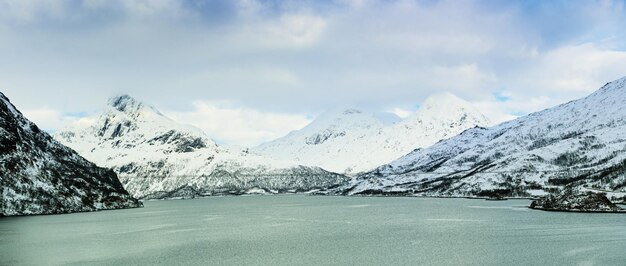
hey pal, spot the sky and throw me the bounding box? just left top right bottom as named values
left=1, top=0, right=626, bottom=146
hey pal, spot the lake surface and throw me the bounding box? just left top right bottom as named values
left=1, top=196, right=625, bottom=265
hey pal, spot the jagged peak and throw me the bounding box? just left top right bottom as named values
left=0, top=91, right=25, bottom=121
left=106, top=94, right=162, bottom=117
left=0, top=92, right=12, bottom=107
left=108, top=94, right=141, bottom=111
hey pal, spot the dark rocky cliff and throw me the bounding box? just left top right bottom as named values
left=0, top=92, right=142, bottom=216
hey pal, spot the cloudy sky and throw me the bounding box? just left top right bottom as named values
left=1, top=0, right=626, bottom=146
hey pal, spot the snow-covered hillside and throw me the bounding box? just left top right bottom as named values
left=0, top=92, right=141, bottom=216
left=253, top=93, right=490, bottom=174
left=54, top=95, right=347, bottom=199
left=339, top=77, right=626, bottom=200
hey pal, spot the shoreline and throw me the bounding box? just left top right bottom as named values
left=528, top=207, right=626, bottom=214
left=0, top=203, right=143, bottom=218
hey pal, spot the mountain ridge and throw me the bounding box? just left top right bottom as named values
left=0, top=92, right=141, bottom=216
left=54, top=95, right=348, bottom=199
left=252, top=92, right=490, bottom=174
left=337, top=76, right=626, bottom=200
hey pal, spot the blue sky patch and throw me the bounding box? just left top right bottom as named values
left=493, top=92, right=511, bottom=102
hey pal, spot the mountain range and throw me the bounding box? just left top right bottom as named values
left=253, top=93, right=490, bottom=174
left=5, top=76, right=626, bottom=214
left=337, top=77, right=626, bottom=201
left=54, top=95, right=348, bottom=199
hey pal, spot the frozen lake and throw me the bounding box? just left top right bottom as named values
left=1, top=195, right=626, bottom=265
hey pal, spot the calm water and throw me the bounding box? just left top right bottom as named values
left=1, top=196, right=625, bottom=265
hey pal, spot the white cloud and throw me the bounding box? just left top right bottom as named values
left=0, top=0, right=70, bottom=22
left=269, top=14, right=327, bottom=47
left=472, top=95, right=553, bottom=125
left=163, top=100, right=312, bottom=147
left=339, top=0, right=369, bottom=9
left=471, top=101, right=518, bottom=126
left=235, top=0, right=264, bottom=17
left=388, top=107, right=413, bottom=119
left=180, top=66, right=302, bottom=90
left=1, top=0, right=626, bottom=146
left=20, top=108, right=82, bottom=132
left=82, top=0, right=190, bottom=19
left=228, top=13, right=328, bottom=49
left=430, top=64, right=497, bottom=90
left=518, top=43, right=626, bottom=93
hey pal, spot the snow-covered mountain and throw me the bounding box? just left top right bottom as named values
left=252, top=93, right=490, bottom=174
left=0, top=92, right=141, bottom=216
left=339, top=77, right=626, bottom=200
left=54, top=95, right=347, bottom=199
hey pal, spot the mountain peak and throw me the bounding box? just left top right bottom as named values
left=318, top=107, right=365, bottom=118
left=108, top=94, right=141, bottom=111
left=396, top=92, right=491, bottom=129
left=419, top=92, right=485, bottom=117
left=0, top=92, right=13, bottom=110
left=107, top=94, right=161, bottom=117
left=311, top=107, right=383, bottom=130
left=345, top=76, right=626, bottom=197
left=342, top=109, right=362, bottom=115
left=0, top=91, right=27, bottom=125
left=421, top=92, right=470, bottom=109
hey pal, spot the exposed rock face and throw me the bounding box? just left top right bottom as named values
left=54, top=95, right=348, bottom=199
left=616, top=196, right=626, bottom=204
left=530, top=188, right=625, bottom=212
left=0, top=92, right=142, bottom=216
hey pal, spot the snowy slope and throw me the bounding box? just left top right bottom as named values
left=0, top=92, right=141, bottom=216
left=253, top=93, right=490, bottom=174
left=54, top=95, right=347, bottom=199
left=340, top=77, right=626, bottom=200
